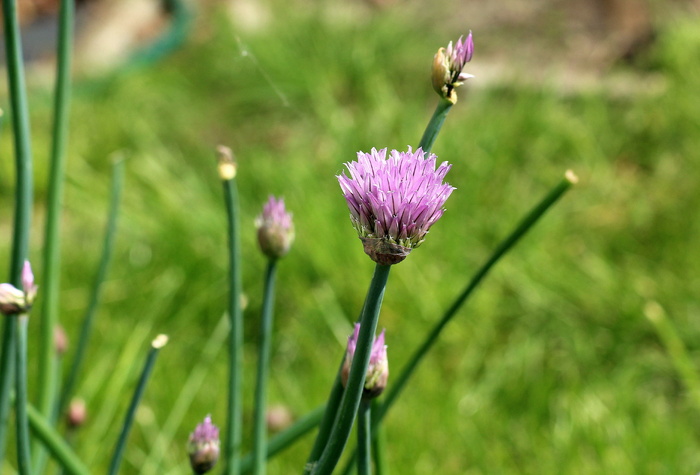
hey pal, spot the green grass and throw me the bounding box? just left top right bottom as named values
left=2, top=2, right=700, bottom=473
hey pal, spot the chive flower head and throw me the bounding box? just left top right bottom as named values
left=188, top=415, right=220, bottom=474
left=256, top=196, right=295, bottom=260
left=0, top=260, right=38, bottom=316
left=337, top=147, right=455, bottom=265
left=432, top=31, right=474, bottom=103
left=341, top=323, right=389, bottom=399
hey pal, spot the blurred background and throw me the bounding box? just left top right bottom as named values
left=2, top=0, right=700, bottom=473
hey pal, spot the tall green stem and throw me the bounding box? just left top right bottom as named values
left=357, top=400, right=372, bottom=475
left=339, top=172, right=577, bottom=475
left=252, top=260, right=279, bottom=475
left=222, top=167, right=243, bottom=475
left=15, top=315, right=31, bottom=474
left=108, top=335, right=168, bottom=475
left=0, top=0, right=34, bottom=461
left=418, top=99, right=453, bottom=154
left=370, top=401, right=387, bottom=475
left=303, top=362, right=344, bottom=467
left=307, top=263, right=391, bottom=475
left=59, top=158, right=125, bottom=416
left=38, top=0, right=75, bottom=422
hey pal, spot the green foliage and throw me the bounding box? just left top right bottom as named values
left=2, top=4, right=700, bottom=474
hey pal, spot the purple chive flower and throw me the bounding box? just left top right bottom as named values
left=432, top=31, right=474, bottom=103
left=341, top=323, right=389, bottom=399
left=188, top=415, right=220, bottom=474
left=337, top=147, right=455, bottom=265
left=0, top=260, right=37, bottom=316
left=255, top=196, right=295, bottom=260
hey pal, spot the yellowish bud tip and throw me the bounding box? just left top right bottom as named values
left=564, top=170, right=579, bottom=184
left=643, top=301, right=665, bottom=323
left=152, top=334, right=169, bottom=349
left=216, top=145, right=237, bottom=180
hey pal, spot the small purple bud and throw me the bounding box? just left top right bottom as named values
left=266, top=404, right=294, bottom=432
left=188, top=415, right=220, bottom=474
left=431, top=31, right=474, bottom=103
left=341, top=324, right=389, bottom=399
left=67, top=398, right=87, bottom=428
left=256, top=196, right=295, bottom=260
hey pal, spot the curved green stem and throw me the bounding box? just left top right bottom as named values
left=15, top=315, right=31, bottom=474
left=418, top=99, right=453, bottom=155
left=59, top=158, right=124, bottom=417
left=357, top=400, right=372, bottom=475
left=223, top=176, right=243, bottom=475
left=26, top=402, right=89, bottom=475
left=38, top=0, right=75, bottom=423
left=308, top=263, right=391, bottom=475
left=108, top=335, right=167, bottom=475
left=252, top=260, right=279, bottom=475
left=303, top=360, right=344, bottom=467
left=0, top=0, right=34, bottom=462
left=375, top=173, right=576, bottom=423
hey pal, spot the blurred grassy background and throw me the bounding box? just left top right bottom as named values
left=2, top=0, right=700, bottom=473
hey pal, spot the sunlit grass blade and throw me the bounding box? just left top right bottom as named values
left=0, top=0, right=35, bottom=462
left=644, top=301, right=700, bottom=410
left=59, top=157, right=125, bottom=417
left=108, top=334, right=169, bottom=475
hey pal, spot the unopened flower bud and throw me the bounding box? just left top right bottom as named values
left=255, top=196, right=294, bottom=260
left=431, top=32, right=474, bottom=103
left=55, top=324, right=68, bottom=356
left=266, top=404, right=293, bottom=433
left=188, top=415, right=220, bottom=474
left=217, top=145, right=237, bottom=180
left=0, top=261, right=38, bottom=316
left=67, top=398, right=87, bottom=428
left=341, top=324, right=389, bottom=399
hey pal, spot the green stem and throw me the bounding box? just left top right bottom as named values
left=303, top=360, right=344, bottom=467
left=418, top=99, right=453, bottom=155
left=308, top=263, right=391, bottom=475
left=357, top=400, right=372, bottom=475
left=36, top=2, right=75, bottom=468
left=223, top=177, right=243, bottom=475
left=26, top=403, right=89, bottom=475
left=59, top=158, right=124, bottom=416
left=338, top=172, right=577, bottom=475
left=370, top=401, right=387, bottom=475
left=374, top=172, right=576, bottom=424
left=252, top=260, right=279, bottom=475
left=15, top=315, right=31, bottom=474
left=0, top=0, right=34, bottom=461
left=241, top=405, right=325, bottom=473
left=108, top=335, right=168, bottom=475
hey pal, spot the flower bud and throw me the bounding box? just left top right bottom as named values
left=0, top=261, right=38, bottom=316
left=188, top=415, right=220, bottom=474
left=67, top=398, right=87, bottom=428
left=341, top=324, right=389, bottom=399
left=55, top=324, right=68, bottom=356
left=431, top=32, right=474, bottom=103
left=255, top=196, right=294, bottom=260
left=266, top=404, right=293, bottom=433
left=216, top=145, right=237, bottom=181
